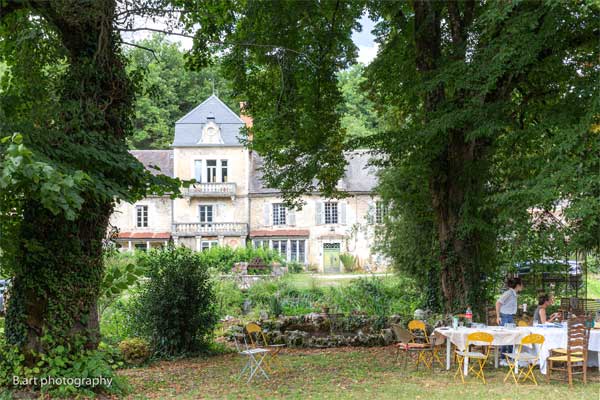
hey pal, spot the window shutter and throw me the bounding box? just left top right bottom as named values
left=287, top=208, right=296, bottom=226
left=340, top=202, right=347, bottom=225
left=315, top=202, right=323, bottom=225
left=367, top=201, right=375, bottom=224
left=263, top=203, right=270, bottom=226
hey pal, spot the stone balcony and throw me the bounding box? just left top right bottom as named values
left=183, top=182, right=237, bottom=198
left=172, top=222, right=248, bottom=237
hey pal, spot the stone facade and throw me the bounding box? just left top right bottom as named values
left=110, top=95, right=387, bottom=272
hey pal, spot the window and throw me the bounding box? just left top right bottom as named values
left=194, top=160, right=202, bottom=182
left=324, top=202, right=338, bottom=224
left=201, top=240, right=218, bottom=251
left=136, top=205, right=148, bottom=227
left=375, top=201, right=388, bottom=224
left=221, top=160, right=228, bottom=182
left=134, top=243, right=148, bottom=252
left=253, top=239, right=269, bottom=249
left=206, top=160, right=217, bottom=183
left=290, top=240, right=306, bottom=263
left=199, top=205, right=213, bottom=223
left=271, top=240, right=287, bottom=257
left=272, top=203, right=287, bottom=225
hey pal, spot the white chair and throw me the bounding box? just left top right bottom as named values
left=233, top=333, right=271, bottom=383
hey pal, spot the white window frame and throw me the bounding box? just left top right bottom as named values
left=194, top=160, right=202, bottom=182
left=136, top=205, right=148, bottom=228
left=199, top=205, right=214, bottom=224
left=324, top=202, right=338, bottom=224
left=206, top=160, right=218, bottom=183
left=221, top=159, right=228, bottom=183
left=201, top=240, right=219, bottom=251
left=375, top=201, right=388, bottom=224
left=272, top=203, right=287, bottom=225
left=290, top=239, right=306, bottom=263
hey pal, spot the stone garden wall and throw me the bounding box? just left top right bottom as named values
left=228, top=313, right=407, bottom=348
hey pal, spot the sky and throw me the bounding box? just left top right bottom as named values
left=125, top=13, right=379, bottom=65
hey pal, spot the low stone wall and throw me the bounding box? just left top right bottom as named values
left=228, top=313, right=405, bottom=348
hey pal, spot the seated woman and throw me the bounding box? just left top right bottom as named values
left=533, top=294, right=561, bottom=324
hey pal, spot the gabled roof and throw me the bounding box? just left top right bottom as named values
left=130, top=150, right=174, bottom=177
left=249, top=151, right=379, bottom=194
left=173, top=95, right=245, bottom=147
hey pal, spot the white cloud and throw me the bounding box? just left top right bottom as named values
left=356, top=43, right=379, bottom=65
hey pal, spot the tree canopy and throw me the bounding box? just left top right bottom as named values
left=179, top=0, right=599, bottom=311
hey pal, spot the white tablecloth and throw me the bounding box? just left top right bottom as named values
left=528, top=327, right=600, bottom=373
left=434, top=327, right=528, bottom=350
left=434, top=326, right=600, bottom=374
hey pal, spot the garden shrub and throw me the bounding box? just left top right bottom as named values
left=100, top=292, right=143, bottom=344
left=339, top=253, right=359, bottom=272
left=213, top=277, right=244, bottom=318
left=197, top=245, right=283, bottom=273
left=286, top=261, right=304, bottom=273
left=132, top=246, right=217, bottom=357
left=118, top=338, right=150, bottom=365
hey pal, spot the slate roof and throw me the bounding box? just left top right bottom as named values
left=250, top=151, right=379, bottom=194
left=172, top=95, right=245, bottom=147
left=130, top=150, right=174, bottom=177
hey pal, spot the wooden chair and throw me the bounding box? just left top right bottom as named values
left=546, top=316, right=590, bottom=386
left=391, top=324, right=430, bottom=370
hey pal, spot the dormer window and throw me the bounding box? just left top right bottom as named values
left=199, top=119, right=223, bottom=144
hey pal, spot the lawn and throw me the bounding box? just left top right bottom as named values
left=587, top=275, right=600, bottom=299
left=119, top=346, right=599, bottom=399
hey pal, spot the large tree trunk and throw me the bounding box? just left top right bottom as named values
left=3, top=0, right=132, bottom=357
left=413, top=0, right=484, bottom=313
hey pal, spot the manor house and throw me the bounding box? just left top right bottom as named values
left=110, top=95, right=387, bottom=273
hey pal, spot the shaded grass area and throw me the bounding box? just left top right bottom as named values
left=120, top=346, right=599, bottom=400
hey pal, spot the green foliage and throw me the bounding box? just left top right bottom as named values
left=178, top=0, right=362, bottom=206
left=99, top=251, right=145, bottom=314
left=132, top=246, right=217, bottom=357
left=125, top=34, right=236, bottom=149
left=213, top=278, right=244, bottom=318
left=118, top=338, right=150, bottom=366
left=240, top=275, right=422, bottom=318
left=286, top=262, right=304, bottom=274
left=339, top=253, right=358, bottom=272
left=198, top=245, right=283, bottom=273
left=0, top=337, right=128, bottom=397
left=337, top=64, right=379, bottom=142
left=100, top=297, right=141, bottom=344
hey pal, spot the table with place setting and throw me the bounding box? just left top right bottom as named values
left=434, top=324, right=600, bottom=376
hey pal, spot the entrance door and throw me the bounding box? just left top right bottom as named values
left=323, top=243, right=340, bottom=273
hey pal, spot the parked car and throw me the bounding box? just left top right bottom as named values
left=515, top=259, right=583, bottom=290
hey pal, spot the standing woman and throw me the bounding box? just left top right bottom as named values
left=495, top=277, right=524, bottom=326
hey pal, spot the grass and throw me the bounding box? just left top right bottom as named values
left=587, top=275, right=600, bottom=299
left=119, top=346, right=600, bottom=399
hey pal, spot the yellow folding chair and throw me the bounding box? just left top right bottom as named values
left=517, top=320, right=529, bottom=327
left=503, top=333, right=544, bottom=385
left=245, top=322, right=285, bottom=372
left=455, top=332, right=494, bottom=384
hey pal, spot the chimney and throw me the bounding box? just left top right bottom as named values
left=239, top=101, right=253, bottom=129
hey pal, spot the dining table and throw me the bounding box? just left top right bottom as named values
left=434, top=325, right=600, bottom=376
